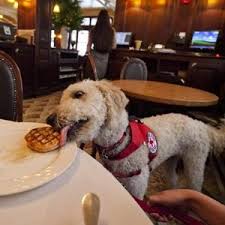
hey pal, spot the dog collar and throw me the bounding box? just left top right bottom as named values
left=94, top=130, right=127, bottom=156
left=95, top=120, right=158, bottom=162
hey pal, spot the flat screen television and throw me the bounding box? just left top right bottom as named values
left=190, top=30, right=220, bottom=50
left=116, top=32, right=132, bottom=46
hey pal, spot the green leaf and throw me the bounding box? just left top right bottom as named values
left=52, top=0, right=83, bottom=30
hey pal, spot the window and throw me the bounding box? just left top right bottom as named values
left=80, top=0, right=103, bottom=8
left=51, top=15, right=113, bottom=56
left=51, top=30, right=55, bottom=48
left=75, top=16, right=113, bottom=55
left=71, top=30, right=77, bottom=49
left=71, top=16, right=94, bottom=56
left=77, top=30, right=89, bottom=56
left=82, top=18, right=91, bottom=26
left=90, top=17, right=97, bottom=26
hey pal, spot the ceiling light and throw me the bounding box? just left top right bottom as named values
left=13, top=1, right=18, bottom=8
left=53, top=4, right=60, bottom=13
left=207, top=0, right=217, bottom=6
left=133, top=0, right=141, bottom=7
left=128, top=0, right=141, bottom=8
left=57, top=34, right=62, bottom=39
left=7, top=0, right=15, bottom=3
left=22, top=1, right=32, bottom=7
left=157, top=0, right=166, bottom=5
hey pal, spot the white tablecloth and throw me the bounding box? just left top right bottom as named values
left=0, top=119, right=152, bottom=225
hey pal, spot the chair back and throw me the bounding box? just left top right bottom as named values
left=186, top=62, right=223, bottom=94
left=0, top=51, right=23, bottom=121
left=120, top=58, right=148, bottom=80
left=82, top=53, right=98, bottom=80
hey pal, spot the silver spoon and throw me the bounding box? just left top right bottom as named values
left=82, top=193, right=100, bottom=225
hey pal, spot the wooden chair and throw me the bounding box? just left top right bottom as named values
left=186, top=62, right=223, bottom=95
left=0, top=50, right=23, bottom=121
left=82, top=53, right=98, bottom=80
left=120, top=58, right=148, bottom=80
left=120, top=58, right=148, bottom=117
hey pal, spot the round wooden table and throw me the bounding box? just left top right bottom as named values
left=112, top=80, right=219, bottom=107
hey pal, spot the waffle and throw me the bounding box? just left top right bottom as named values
left=25, top=127, right=61, bottom=153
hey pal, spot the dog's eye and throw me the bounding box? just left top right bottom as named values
left=72, top=91, right=85, bottom=99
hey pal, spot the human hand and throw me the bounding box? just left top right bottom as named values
left=148, top=189, right=194, bottom=222
left=149, top=189, right=193, bottom=208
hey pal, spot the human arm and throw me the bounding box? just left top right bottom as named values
left=112, top=27, right=117, bottom=49
left=149, top=189, right=225, bottom=225
left=86, top=31, right=93, bottom=54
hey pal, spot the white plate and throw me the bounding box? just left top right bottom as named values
left=0, top=121, right=77, bottom=196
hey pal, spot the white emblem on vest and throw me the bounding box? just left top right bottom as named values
left=147, top=132, right=157, bottom=154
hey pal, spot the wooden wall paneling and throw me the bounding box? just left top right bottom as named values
left=34, top=0, right=52, bottom=94
left=18, top=0, right=36, bottom=29
left=115, top=0, right=225, bottom=48
left=175, top=1, right=197, bottom=33
left=192, top=1, right=225, bottom=30
left=125, top=8, right=149, bottom=46
left=114, top=0, right=126, bottom=30
left=144, top=1, right=175, bottom=46
left=161, top=0, right=177, bottom=45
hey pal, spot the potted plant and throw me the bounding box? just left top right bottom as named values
left=52, top=0, right=83, bottom=49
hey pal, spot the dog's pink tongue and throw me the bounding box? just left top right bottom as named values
left=60, top=125, right=70, bottom=146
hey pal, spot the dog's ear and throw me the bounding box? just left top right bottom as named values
left=95, top=80, right=129, bottom=114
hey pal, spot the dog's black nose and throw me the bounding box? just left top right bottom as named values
left=46, top=113, right=57, bottom=127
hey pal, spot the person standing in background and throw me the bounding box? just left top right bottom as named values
left=86, top=9, right=116, bottom=79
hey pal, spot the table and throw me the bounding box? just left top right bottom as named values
left=112, top=80, right=219, bottom=107
left=0, top=119, right=152, bottom=225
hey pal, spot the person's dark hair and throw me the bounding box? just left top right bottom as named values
left=91, top=9, right=114, bottom=53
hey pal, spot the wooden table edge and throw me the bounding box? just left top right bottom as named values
left=111, top=80, right=219, bottom=107
left=124, top=90, right=219, bottom=107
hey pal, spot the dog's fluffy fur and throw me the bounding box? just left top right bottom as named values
left=54, top=80, right=225, bottom=200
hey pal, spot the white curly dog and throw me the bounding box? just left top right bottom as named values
left=49, top=80, right=225, bottom=200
